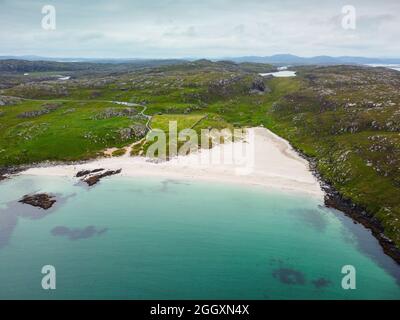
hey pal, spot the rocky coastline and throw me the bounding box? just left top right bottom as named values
left=302, top=152, right=400, bottom=265
left=0, top=166, right=26, bottom=181
left=0, top=159, right=101, bottom=180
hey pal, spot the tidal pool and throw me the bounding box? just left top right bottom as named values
left=260, top=70, right=297, bottom=77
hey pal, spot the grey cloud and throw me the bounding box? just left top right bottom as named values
left=0, top=0, right=399, bottom=58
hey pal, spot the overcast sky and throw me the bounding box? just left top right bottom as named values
left=0, top=0, right=399, bottom=58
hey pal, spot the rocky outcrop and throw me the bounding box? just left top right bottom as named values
left=119, top=128, right=134, bottom=140
left=17, top=102, right=62, bottom=118
left=0, top=95, right=21, bottom=106
left=10, top=82, right=70, bottom=98
left=75, top=168, right=104, bottom=177
left=250, top=77, right=270, bottom=95
left=0, top=166, right=24, bottom=181
left=19, top=193, right=56, bottom=210
left=207, top=76, right=245, bottom=97
left=82, top=169, right=122, bottom=186
left=119, top=124, right=147, bottom=140
left=91, top=107, right=137, bottom=120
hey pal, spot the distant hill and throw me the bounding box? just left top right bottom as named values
left=0, top=58, right=277, bottom=74
left=0, top=55, right=186, bottom=64
left=1, top=54, right=400, bottom=67
left=224, top=54, right=400, bottom=65
left=0, top=59, right=185, bottom=73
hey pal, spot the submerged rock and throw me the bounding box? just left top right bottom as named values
left=19, top=193, right=56, bottom=210
left=51, top=225, right=108, bottom=240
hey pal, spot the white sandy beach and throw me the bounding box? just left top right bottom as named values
left=20, top=127, right=324, bottom=199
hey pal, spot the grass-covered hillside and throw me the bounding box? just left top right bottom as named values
left=0, top=59, right=276, bottom=165
left=1, top=59, right=399, bottom=248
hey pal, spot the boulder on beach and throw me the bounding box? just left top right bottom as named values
left=83, top=169, right=122, bottom=186
left=75, top=168, right=104, bottom=177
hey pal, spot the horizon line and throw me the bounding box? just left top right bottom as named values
left=1, top=54, right=400, bottom=61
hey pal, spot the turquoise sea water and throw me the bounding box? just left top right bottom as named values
left=0, top=175, right=399, bottom=300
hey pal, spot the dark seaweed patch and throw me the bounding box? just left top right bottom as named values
left=160, top=179, right=190, bottom=192
left=51, top=226, right=108, bottom=240
left=293, top=209, right=328, bottom=232
left=272, top=268, right=306, bottom=285
left=311, top=277, right=332, bottom=289
left=0, top=210, right=18, bottom=249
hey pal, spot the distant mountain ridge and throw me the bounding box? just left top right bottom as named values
left=1, top=54, right=400, bottom=66
left=0, top=55, right=186, bottom=64
left=0, top=58, right=184, bottom=73
left=225, top=54, right=400, bottom=65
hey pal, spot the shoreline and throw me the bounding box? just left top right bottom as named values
left=296, top=148, right=400, bottom=265
left=2, top=126, right=399, bottom=264
left=14, top=127, right=325, bottom=200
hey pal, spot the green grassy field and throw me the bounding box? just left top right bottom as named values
left=0, top=99, right=146, bottom=165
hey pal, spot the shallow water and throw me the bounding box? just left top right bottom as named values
left=260, top=71, right=297, bottom=77
left=0, top=175, right=399, bottom=299
left=366, top=64, right=400, bottom=72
